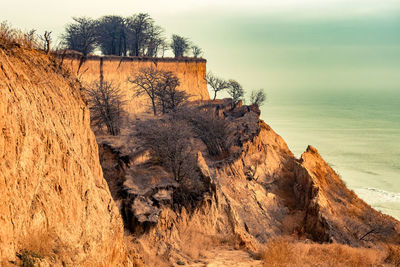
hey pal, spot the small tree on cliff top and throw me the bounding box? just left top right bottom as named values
left=249, top=89, right=266, bottom=107
left=205, top=72, right=230, bottom=100
left=227, top=79, right=244, bottom=108
left=62, top=17, right=97, bottom=56
left=191, top=45, right=202, bottom=58
left=171, top=34, right=190, bottom=57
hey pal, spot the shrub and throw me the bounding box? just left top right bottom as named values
left=176, top=108, right=231, bottom=157
left=0, top=22, right=39, bottom=49
left=249, top=89, right=266, bottom=107
left=227, top=80, right=244, bottom=108
left=86, top=80, right=125, bottom=135
left=129, top=67, right=188, bottom=115
left=134, top=117, right=194, bottom=183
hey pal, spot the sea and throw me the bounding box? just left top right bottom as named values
left=261, top=90, right=400, bottom=220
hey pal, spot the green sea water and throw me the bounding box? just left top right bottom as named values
left=262, top=90, right=400, bottom=219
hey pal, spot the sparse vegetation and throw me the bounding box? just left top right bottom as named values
left=40, top=31, right=52, bottom=54
left=155, top=71, right=188, bottom=113
left=260, top=237, right=391, bottom=267
left=171, top=34, right=190, bottom=57
left=128, top=67, right=188, bottom=115
left=191, top=45, right=203, bottom=58
left=177, top=107, right=231, bottom=157
left=227, top=79, right=244, bottom=108
left=86, top=80, right=125, bottom=135
left=16, top=250, right=42, bottom=267
left=62, top=17, right=97, bottom=56
left=0, top=22, right=40, bottom=49
left=95, top=15, right=127, bottom=56
left=133, top=116, right=207, bottom=205
left=60, top=14, right=202, bottom=58
left=249, top=89, right=266, bottom=107
left=134, top=117, right=194, bottom=183
left=206, top=72, right=230, bottom=100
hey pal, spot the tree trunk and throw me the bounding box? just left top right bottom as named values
left=151, top=100, right=157, bottom=115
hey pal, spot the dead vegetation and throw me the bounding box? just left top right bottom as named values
left=0, top=22, right=39, bottom=49
left=175, top=106, right=232, bottom=157
left=86, top=80, right=126, bottom=136
left=260, top=237, right=400, bottom=267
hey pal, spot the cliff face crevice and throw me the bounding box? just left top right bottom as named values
left=0, top=47, right=129, bottom=266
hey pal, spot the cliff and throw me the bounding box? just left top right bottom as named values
left=0, top=46, right=129, bottom=265
left=61, top=55, right=209, bottom=115
left=97, top=100, right=400, bottom=265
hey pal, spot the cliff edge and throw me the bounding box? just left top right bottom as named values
left=0, top=46, right=129, bottom=265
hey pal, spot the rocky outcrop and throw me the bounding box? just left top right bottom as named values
left=294, top=145, right=400, bottom=245
left=97, top=99, right=400, bottom=265
left=0, top=47, right=129, bottom=265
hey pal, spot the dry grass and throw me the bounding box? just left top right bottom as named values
left=0, top=21, right=40, bottom=49
left=18, top=227, right=58, bottom=258
left=180, top=229, right=236, bottom=259
left=260, top=237, right=394, bottom=267
left=13, top=227, right=61, bottom=266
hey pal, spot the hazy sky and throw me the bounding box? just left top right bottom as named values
left=2, top=0, right=400, bottom=102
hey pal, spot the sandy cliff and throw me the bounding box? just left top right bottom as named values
left=97, top=100, right=400, bottom=265
left=0, top=46, right=129, bottom=265
left=61, top=55, right=209, bottom=115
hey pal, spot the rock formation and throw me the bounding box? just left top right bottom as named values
left=1, top=40, right=398, bottom=266
left=97, top=100, right=400, bottom=265
left=0, top=46, right=129, bottom=265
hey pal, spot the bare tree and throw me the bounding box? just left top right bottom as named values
left=249, top=89, right=266, bottom=107
left=205, top=72, right=230, bottom=100
left=177, top=108, right=231, bottom=156
left=128, top=66, right=162, bottom=115
left=40, top=31, right=52, bottom=54
left=134, top=117, right=194, bottom=183
left=171, top=34, right=190, bottom=57
left=155, top=71, right=188, bottom=113
left=62, top=17, right=97, bottom=56
left=129, top=67, right=186, bottom=115
left=160, top=39, right=169, bottom=57
left=227, top=79, right=244, bottom=108
left=86, top=80, right=125, bottom=135
left=191, top=45, right=202, bottom=58
left=144, top=24, right=165, bottom=57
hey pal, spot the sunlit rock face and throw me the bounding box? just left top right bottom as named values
left=0, top=47, right=129, bottom=266
left=96, top=99, right=400, bottom=265
left=62, top=55, right=209, bottom=115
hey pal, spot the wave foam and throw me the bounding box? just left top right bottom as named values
left=354, top=187, right=400, bottom=203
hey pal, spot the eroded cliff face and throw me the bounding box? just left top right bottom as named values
left=61, top=55, right=209, bottom=115
left=97, top=100, right=399, bottom=265
left=0, top=47, right=129, bottom=265
left=294, top=145, right=400, bottom=245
